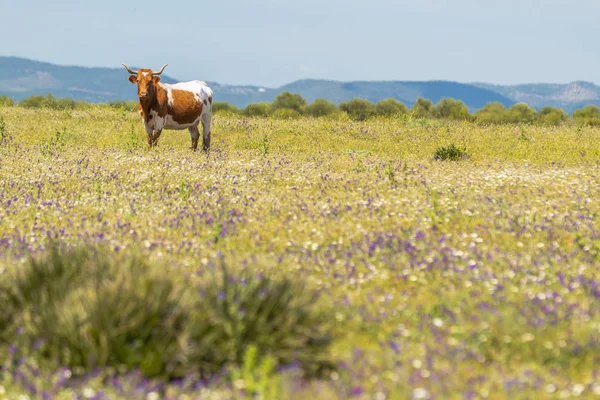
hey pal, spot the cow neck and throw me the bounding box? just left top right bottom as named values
left=140, top=83, right=167, bottom=118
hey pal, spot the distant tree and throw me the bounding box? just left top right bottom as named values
left=474, top=102, right=507, bottom=124
left=572, top=105, right=600, bottom=126
left=374, top=98, right=407, bottom=117
left=506, top=103, right=536, bottom=124
left=109, top=100, right=138, bottom=112
left=272, top=108, right=302, bottom=119
left=411, top=98, right=432, bottom=118
left=535, top=106, right=568, bottom=126
left=305, top=98, right=338, bottom=117
left=244, top=102, right=271, bottom=117
left=53, top=97, right=75, bottom=110
left=431, top=98, right=470, bottom=120
left=339, top=98, right=375, bottom=121
left=271, top=92, right=307, bottom=113
left=74, top=100, right=94, bottom=110
left=0, top=95, right=14, bottom=107
left=212, top=101, right=240, bottom=115
left=21, top=93, right=74, bottom=110
left=20, top=95, right=46, bottom=108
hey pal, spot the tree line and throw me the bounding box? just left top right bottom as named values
left=2, top=92, right=600, bottom=126
left=212, top=92, right=600, bottom=126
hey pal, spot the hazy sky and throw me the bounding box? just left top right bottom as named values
left=1, top=0, right=598, bottom=87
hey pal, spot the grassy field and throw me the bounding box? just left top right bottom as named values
left=0, top=106, right=600, bottom=399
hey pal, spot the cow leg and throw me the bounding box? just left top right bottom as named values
left=189, top=124, right=200, bottom=151
left=144, top=127, right=154, bottom=150
left=201, top=114, right=212, bottom=152
left=152, top=129, right=162, bottom=147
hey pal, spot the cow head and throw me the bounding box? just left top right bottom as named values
left=122, top=64, right=168, bottom=103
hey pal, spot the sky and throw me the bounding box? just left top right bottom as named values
left=1, top=0, right=599, bottom=87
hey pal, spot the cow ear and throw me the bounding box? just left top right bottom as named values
left=153, top=76, right=161, bottom=84
left=128, top=75, right=137, bottom=84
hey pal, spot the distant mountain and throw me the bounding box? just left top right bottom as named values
left=1, top=56, right=598, bottom=113
left=473, top=81, right=600, bottom=114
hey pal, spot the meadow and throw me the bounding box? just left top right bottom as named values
left=0, top=105, right=599, bottom=399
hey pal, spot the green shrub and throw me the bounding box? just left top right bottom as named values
left=535, top=106, right=568, bottom=126
left=411, top=98, right=433, bottom=118
left=0, top=245, right=335, bottom=380
left=572, top=105, right=600, bottom=126
left=474, top=102, right=507, bottom=124
left=339, top=98, right=375, bottom=121
left=213, top=101, right=241, bottom=115
left=431, top=98, right=470, bottom=120
left=374, top=98, right=407, bottom=117
left=108, top=100, right=139, bottom=112
left=194, top=263, right=335, bottom=377
left=0, top=116, right=8, bottom=144
left=1, top=245, right=189, bottom=378
left=272, top=108, right=302, bottom=119
left=244, top=102, right=271, bottom=117
left=305, top=99, right=338, bottom=117
left=74, top=100, right=94, bottom=110
left=0, top=95, right=14, bottom=107
left=506, top=103, right=536, bottom=124
left=271, top=92, right=307, bottom=114
left=433, top=144, right=470, bottom=161
left=21, top=94, right=75, bottom=110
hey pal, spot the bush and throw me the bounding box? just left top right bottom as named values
left=0, top=95, right=14, bottom=107
left=212, top=101, right=240, bottom=115
left=535, top=106, right=568, bottom=126
left=0, top=116, right=8, bottom=144
left=506, top=103, right=536, bottom=124
left=433, top=144, right=470, bottom=161
left=272, top=108, right=302, bottom=119
left=572, top=105, right=600, bottom=126
left=21, top=94, right=75, bottom=110
left=339, top=98, right=375, bottom=121
left=374, top=98, right=407, bottom=117
left=244, top=102, right=271, bottom=117
left=305, top=98, right=338, bottom=117
left=474, top=102, right=507, bottom=124
left=411, top=98, right=433, bottom=118
left=271, top=92, right=307, bottom=114
left=0, top=244, right=335, bottom=380
left=431, top=98, right=470, bottom=120
left=109, top=100, right=139, bottom=112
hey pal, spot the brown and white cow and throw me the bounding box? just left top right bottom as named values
left=123, top=64, right=213, bottom=151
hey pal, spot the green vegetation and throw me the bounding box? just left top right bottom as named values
left=6, top=90, right=600, bottom=125
left=304, top=98, right=338, bottom=117
left=213, top=101, right=241, bottom=115
left=0, top=106, right=599, bottom=398
left=244, top=102, right=271, bottom=117
left=339, top=98, right=375, bottom=121
left=0, top=95, right=14, bottom=107
left=572, top=105, right=600, bottom=126
left=411, top=97, right=433, bottom=118
left=374, top=98, right=408, bottom=117
left=271, top=91, right=307, bottom=114
left=431, top=98, right=470, bottom=120
left=433, top=143, right=470, bottom=161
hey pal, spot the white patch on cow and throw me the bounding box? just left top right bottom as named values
left=165, top=86, right=174, bottom=108
left=144, top=109, right=165, bottom=132
left=142, top=72, right=149, bottom=77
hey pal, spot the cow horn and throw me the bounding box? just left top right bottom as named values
left=152, top=64, right=168, bottom=75
left=122, top=64, right=138, bottom=75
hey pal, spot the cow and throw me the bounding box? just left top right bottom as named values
left=122, top=64, right=213, bottom=151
